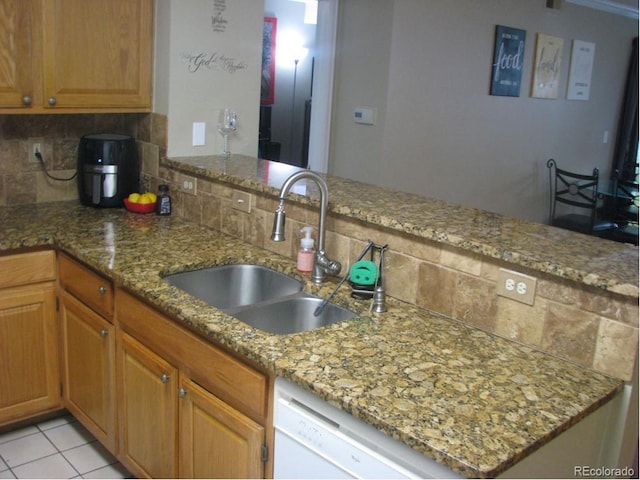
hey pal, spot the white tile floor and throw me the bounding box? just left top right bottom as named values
left=0, top=415, right=131, bottom=479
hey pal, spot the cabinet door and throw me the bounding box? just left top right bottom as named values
left=60, top=291, right=116, bottom=451
left=117, top=331, right=178, bottom=479
left=0, top=0, right=36, bottom=109
left=0, top=283, right=60, bottom=426
left=41, top=0, right=153, bottom=109
left=179, top=376, right=265, bottom=479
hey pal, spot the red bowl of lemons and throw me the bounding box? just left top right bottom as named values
left=124, top=192, right=157, bottom=214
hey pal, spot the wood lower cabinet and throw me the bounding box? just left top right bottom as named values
left=180, top=377, right=264, bottom=479
left=58, top=253, right=116, bottom=451
left=0, top=251, right=60, bottom=426
left=118, top=331, right=178, bottom=478
left=116, top=288, right=269, bottom=479
left=59, top=291, right=116, bottom=450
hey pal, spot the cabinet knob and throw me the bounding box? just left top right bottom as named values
left=99, top=329, right=108, bottom=337
left=48, top=97, right=57, bottom=106
left=178, top=388, right=187, bottom=398
left=160, top=373, right=170, bottom=384
left=98, top=285, right=107, bottom=294
left=22, top=95, right=32, bottom=105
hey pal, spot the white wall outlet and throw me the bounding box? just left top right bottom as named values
left=496, top=268, right=537, bottom=305
left=180, top=175, right=197, bottom=195
left=28, top=137, right=45, bottom=162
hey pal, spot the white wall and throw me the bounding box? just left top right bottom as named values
left=329, top=0, right=638, bottom=223
left=155, top=0, right=263, bottom=157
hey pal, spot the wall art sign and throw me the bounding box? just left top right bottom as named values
left=490, top=25, right=526, bottom=97
left=531, top=33, right=564, bottom=99
left=261, top=17, right=277, bottom=105
left=211, top=0, right=228, bottom=33
left=180, top=52, right=247, bottom=74
left=566, top=40, right=595, bottom=100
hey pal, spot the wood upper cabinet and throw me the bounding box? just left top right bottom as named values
left=0, top=0, right=153, bottom=112
left=0, top=0, right=36, bottom=108
left=58, top=253, right=117, bottom=451
left=0, top=251, right=60, bottom=427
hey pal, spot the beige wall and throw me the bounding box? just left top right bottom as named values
left=329, top=0, right=638, bottom=223
left=154, top=0, right=263, bottom=158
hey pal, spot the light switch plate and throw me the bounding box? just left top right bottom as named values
left=231, top=190, right=252, bottom=213
left=192, top=122, right=206, bottom=146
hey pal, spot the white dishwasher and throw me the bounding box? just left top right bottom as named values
left=273, top=377, right=460, bottom=479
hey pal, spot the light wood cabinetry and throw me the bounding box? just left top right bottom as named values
left=118, top=331, right=178, bottom=478
left=116, top=288, right=268, bottom=479
left=0, top=0, right=153, bottom=113
left=180, top=376, right=265, bottom=479
left=58, top=253, right=116, bottom=451
left=0, top=251, right=60, bottom=427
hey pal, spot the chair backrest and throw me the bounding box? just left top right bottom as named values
left=546, top=158, right=600, bottom=229
left=615, top=176, right=639, bottom=204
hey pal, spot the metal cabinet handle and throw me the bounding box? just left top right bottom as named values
left=48, top=97, right=57, bottom=106
left=22, top=95, right=32, bottom=105
left=178, top=388, right=187, bottom=398
left=98, top=285, right=107, bottom=294
left=99, top=329, right=108, bottom=337
left=160, top=373, right=170, bottom=384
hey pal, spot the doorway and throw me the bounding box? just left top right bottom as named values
left=260, top=0, right=337, bottom=172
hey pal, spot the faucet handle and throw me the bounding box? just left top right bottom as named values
left=315, top=251, right=341, bottom=276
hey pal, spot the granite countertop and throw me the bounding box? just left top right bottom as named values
left=166, top=155, right=639, bottom=298
left=0, top=201, right=622, bottom=478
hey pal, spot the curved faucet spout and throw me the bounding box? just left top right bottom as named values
left=270, top=171, right=341, bottom=283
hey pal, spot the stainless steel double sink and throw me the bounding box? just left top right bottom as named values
left=163, top=264, right=356, bottom=334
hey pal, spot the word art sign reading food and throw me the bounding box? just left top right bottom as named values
left=490, top=25, right=526, bottom=97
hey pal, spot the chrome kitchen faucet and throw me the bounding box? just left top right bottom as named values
left=271, top=171, right=341, bottom=284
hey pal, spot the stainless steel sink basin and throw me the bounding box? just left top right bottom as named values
left=229, top=295, right=356, bottom=335
left=163, top=264, right=357, bottom=334
left=163, top=264, right=303, bottom=310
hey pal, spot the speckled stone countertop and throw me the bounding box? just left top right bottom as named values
left=166, top=155, right=639, bottom=298
left=0, top=201, right=622, bottom=478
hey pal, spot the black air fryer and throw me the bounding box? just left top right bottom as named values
left=78, top=134, right=139, bottom=207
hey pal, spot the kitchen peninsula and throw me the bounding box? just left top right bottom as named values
left=0, top=155, right=637, bottom=477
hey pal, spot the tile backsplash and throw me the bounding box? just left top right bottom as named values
left=1, top=112, right=636, bottom=381
left=0, top=113, right=166, bottom=205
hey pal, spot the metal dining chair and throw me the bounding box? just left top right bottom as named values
left=546, top=159, right=618, bottom=236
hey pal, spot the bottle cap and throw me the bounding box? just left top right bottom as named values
left=159, top=184, right=169, bottom=192
left=300, top=226, right=314, bottom=250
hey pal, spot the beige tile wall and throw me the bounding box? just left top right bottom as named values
left=0, top=113, right=163, bottom=205
left=2, top=113, right=636, bottom=381
left=148, top=156, right=638, bottom=382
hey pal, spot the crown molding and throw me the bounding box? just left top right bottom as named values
left=566, top=0, right=639, bottom=19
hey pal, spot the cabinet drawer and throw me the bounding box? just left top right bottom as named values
left=116, top=289, right=268, bottom=423
left=59, top=253, right=113, bottom=319
left=0, top=251, right=56, bottom=289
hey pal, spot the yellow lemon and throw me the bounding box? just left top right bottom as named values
left=128, top=193, right=141, bottom=203
left=145, top=192, right=157, bottom=203
left=138, top=193, right=154, bottom=204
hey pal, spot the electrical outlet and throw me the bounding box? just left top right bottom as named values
left=496, top=268, right=537, bottom=305
left=180, top=175, right=197, bottom=195
left=28, top=137, right=45, bottom=162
